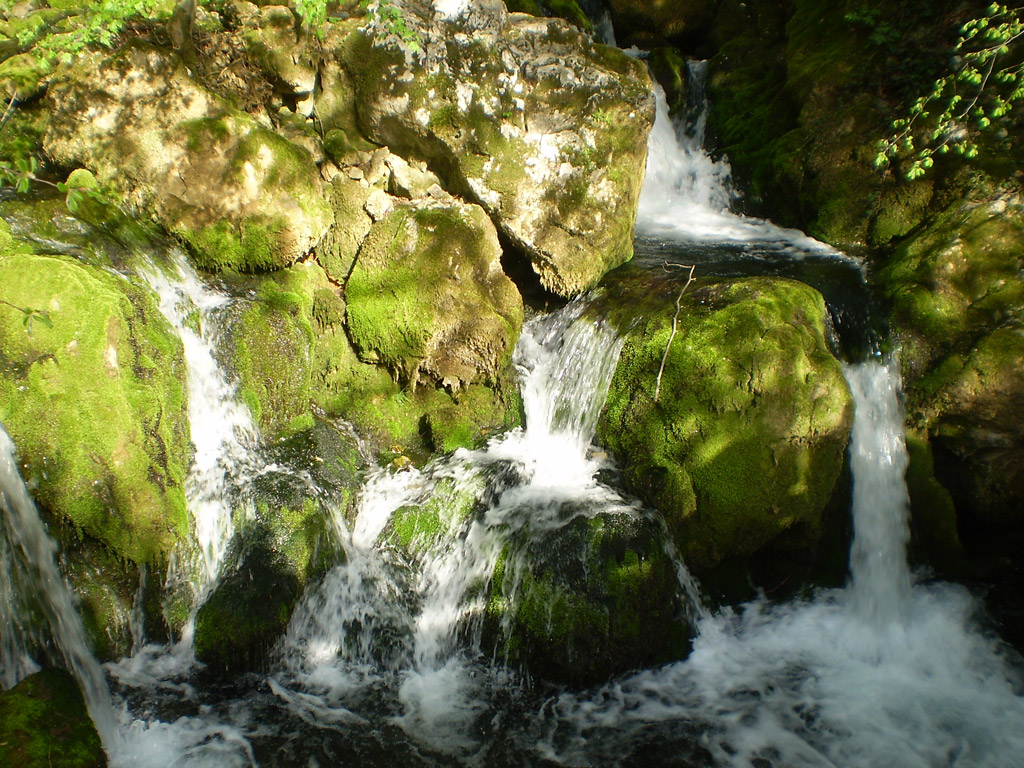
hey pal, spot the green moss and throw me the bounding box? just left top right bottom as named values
left=904, top=431, right=964, bottom=573
left=0, top=669, right=106, bottom=768
left=599, top=276, right=852, bottom=573
left=389, top=476, right=481, bottom=553
left=0, top=252, right=190, bottom=565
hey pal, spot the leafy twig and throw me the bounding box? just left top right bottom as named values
left=654, top=262, right=696, bottom=404
left=0, top=299, right=53, bottom=334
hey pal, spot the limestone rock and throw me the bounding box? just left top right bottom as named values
left=43, top=45, right=332, bottom=272
left=335, top=0, right=655, bottom=296
left=345, top=199, right=523, bottom=389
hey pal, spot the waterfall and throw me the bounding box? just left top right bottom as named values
left=846, top=358, right=913, bottom=623
left=140, top=251, right=259, bottom=659
left=0, top=425, right=120, bottom=751
left=637, top=62, right=841, bottom=255
left=534, top=356, right=1024, bottom=767
left=272, top=297, right=699, bottom=755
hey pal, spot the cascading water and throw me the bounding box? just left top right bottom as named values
left=636, top=63, right=841, bottom=255
left=0, top=425, right=120, bottom=750
left=533, top=357, right=1024, bottom=767
left=269, top=298, right=694, bottom=759
left=137, top=251, right=260, bottom=659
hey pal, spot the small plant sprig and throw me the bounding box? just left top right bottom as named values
left=0, top=298, right=53, bottom=333
left=361, top=0, right=420, bottom=53
left=654, top=262, right=696, bottom=404
left=875, top=3, right=1024, bottom=180
left=0, top=155, right=105, bottom=212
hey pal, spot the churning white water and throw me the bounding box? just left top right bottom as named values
left=535, top=358, right=1024, bottom=767
left=271, top=298, right=699, bottom=757
left=0, top=425, right=120, bottom=749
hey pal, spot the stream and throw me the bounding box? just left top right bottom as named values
left=2, top=60, right=1024, bottom=768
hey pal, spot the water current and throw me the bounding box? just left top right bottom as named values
left=2, top=58, right=1023, bottom=768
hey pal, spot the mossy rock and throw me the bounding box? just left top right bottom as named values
left=341, top=7, right=654, bottom=296
left=386, top=474, right=483, bottom=556
left=0, top=669, right=106, bottom=768
left=229, top=258, right=521, bottom=461
left=0, top=250, right=190, bottom=565
left=882, top=198, right=1024, bottom=382
left=345, top=200, right=523, bottom=390
left=195, top=419, right=362, bottom=674
left=598, top=275, right=853, bottom=573
left=485, top=508, right=690, bottom=686
left=505, top=0, right=592, bottom=33
left=44, top=45, right=332, bottom=272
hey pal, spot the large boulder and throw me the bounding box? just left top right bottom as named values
left=598, top=275, right=853, bottom=573
left=0, top=236, right=190, bottom=566
left=485, top=507, right=690, bottom=685
left=44, top=44, right=332, bottom=272
left=329, top=0, right=655, bottom=295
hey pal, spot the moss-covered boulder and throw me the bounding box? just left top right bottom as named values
left=194, top=419, right=362, bottom=673
left=485, top=508, right=690, bottom=685
left=598, top=275, right=853, bottom=573
left=346, top=200, right=523, bottom=389
left=0, top=246, right=190, bottom=566
left=333, top=0, right=654, bottom=295
left=43, top=44, right=332, bottom=271
left=0, top=669, right=106, bottom=768
left=229, top=257, right=522, bottom=460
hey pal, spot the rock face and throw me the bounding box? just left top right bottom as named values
left=44, top=45, right=332, bottom=272
left=0, top=236, right=190, bottom=566
left=346, top=199, right=523, bottom=389
left=883, top=198, right=1024, bottom=527
left=334, top=0, right=654, bottom=295
left=598, top=275, right=853, bottom=573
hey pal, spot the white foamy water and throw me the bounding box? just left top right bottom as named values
left=535, top=357, right=1024, bottom=767
left=637, top=62, right=841, bottom=256
left=0, top=426, right=120, bottom=750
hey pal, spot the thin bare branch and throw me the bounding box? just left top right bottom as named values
left=654, top=263, right=696, bottom=404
